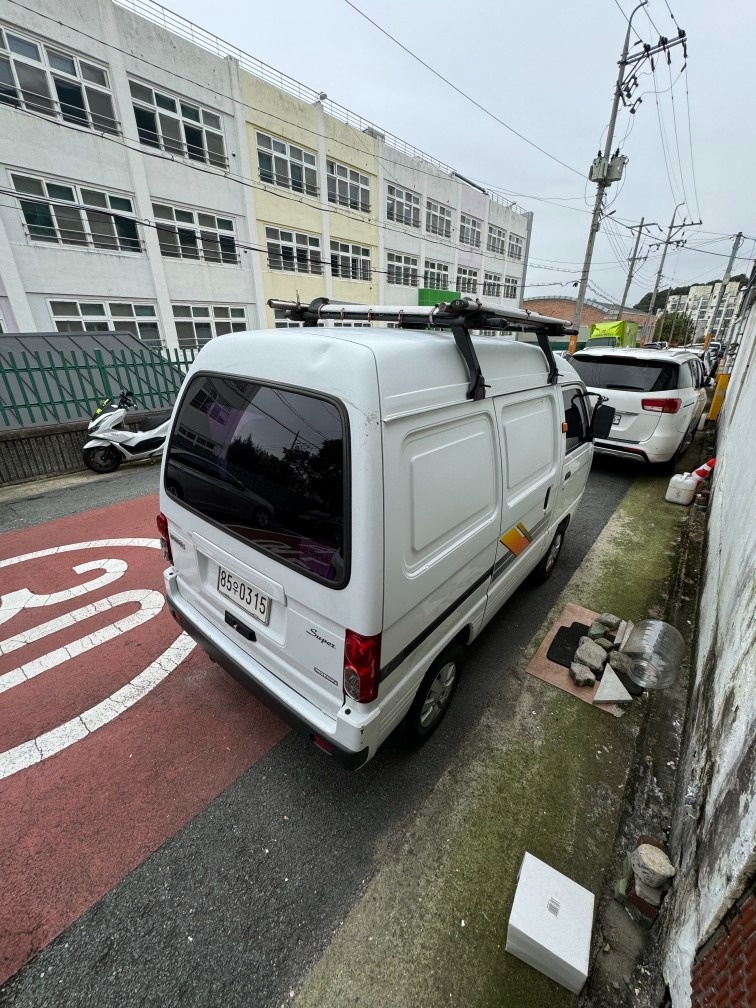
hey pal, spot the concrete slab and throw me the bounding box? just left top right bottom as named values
left=593, top=668, right=633, bottom=705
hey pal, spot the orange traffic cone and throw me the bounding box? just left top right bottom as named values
left=692, top=458, right=716, bottom=481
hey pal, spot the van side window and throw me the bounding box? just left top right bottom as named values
left=562, top=387, right=590, bottom=453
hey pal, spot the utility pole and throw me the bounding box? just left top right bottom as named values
left=642, top=203, right=700, bottom=342
left=617, top=216, right=648, bottom=319
left=703, top=231, right=743, bottom=348
left=571, top=5, right=688, bottom=350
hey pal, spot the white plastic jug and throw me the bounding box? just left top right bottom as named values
left=665, top=473, right=698, bottom=505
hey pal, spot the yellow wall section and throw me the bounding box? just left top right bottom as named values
left=240, top=71, right=380, bottom=327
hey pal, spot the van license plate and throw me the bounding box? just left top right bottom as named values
left=217, top=567, right=271, bottom=625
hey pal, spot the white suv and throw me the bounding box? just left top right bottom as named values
left=569, top=348, right=708, bottom=466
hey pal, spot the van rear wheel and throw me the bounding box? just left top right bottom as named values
left=530, top=523, right=566, bottom=584
left=403, top=645, right=464, bottom=746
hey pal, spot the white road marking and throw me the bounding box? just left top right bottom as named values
left=0, top=590, right=165, bottom=693
left=0, top=633, right=196, bottom=779
left=0, top=538, right=195, bottom=779
left=0, top=559, right=128, bottom=626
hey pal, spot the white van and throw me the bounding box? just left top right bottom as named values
left=159, top=298, right=613, bottom=767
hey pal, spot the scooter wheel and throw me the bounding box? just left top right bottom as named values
left=83, top=445, right=122, bottom=474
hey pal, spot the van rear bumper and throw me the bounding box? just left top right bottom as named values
left=164, top=574, right=370, bottom=770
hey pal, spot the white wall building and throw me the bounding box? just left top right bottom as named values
left=665, top=281, right=744, bottom=341
left=376, top=146, right=531, bottom=311
left=0, top=0, right=266, bottom=350
left=0, top=0, right=533, bottom=350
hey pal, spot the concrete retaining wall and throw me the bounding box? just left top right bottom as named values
left=662, top=304, right=756, bottom=1006
left=0, top=414, right=165, bottom=485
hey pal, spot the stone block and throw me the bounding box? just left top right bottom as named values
left=633, top=877, right=663, bottom=907
left=631, top=844, right=676, bottom=888
left=575, top=638, right=608, bottom=674
left=569, top=662, right=595, bottom=688
left=587, top=621, right=609, bottom=639
left=596, top=637, right=614, bottom=652
left=598, top=613, right=622, bottom=631
left=609, top=650, right=635, bottom=677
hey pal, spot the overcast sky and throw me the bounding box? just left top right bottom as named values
left=164, top=0, right=755, bottom=307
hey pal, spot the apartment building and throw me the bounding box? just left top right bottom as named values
left=665, top=281, right=744, bottom=341
left=0, top=0, right=533, bottom=348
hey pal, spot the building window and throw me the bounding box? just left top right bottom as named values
left=503, top=275, right=519, bottom=299
left=487, top=224, right=507, bottom=255
left=508, top=233, right=524, bottom=260
left=457, top=267, right=478, bottom=294
left=483, top=272, right=501, bottom=297
left=274, top=308, right=303, bottom=329
left=257, top=133, right=317, bottom=196
left=386, top=185, right=420, bottom=228
left=152, top=203, right=238, bottom=264
left=459, top=214, right=482, bottom=248
left=265, top=226, right=322, bottom=274
left=0, top=28, right=119, bottom=133
left=330, top=241, right=371, bottom=281
left=172, top=304, right=247, bottom=349
left=12, top=174, right=140, bottom=252
left=387, top=251, right=418, bottom=286
left=426, top=199, right=452, bottom=238
left=129, top=80, right=226, bottom=168
left=327, top=160, right=370, bottom=212
left=49, top=300, right=161, bottom=348
left=424, top=259, right=450, bottom=290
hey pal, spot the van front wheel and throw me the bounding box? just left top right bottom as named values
left=403, top=645, right=464, bottom=746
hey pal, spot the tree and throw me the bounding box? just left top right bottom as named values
left=656, top=311, right=696, bottom=345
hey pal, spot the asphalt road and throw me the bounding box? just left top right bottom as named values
left=0, top=459, right=635, bottom=1008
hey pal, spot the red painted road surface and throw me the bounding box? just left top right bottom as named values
left=0, top=494, right=289, bottom=985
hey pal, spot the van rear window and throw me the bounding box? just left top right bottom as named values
left=570, top=356, right=679, bottom=393
left=165, top=375, right=348, bottom=586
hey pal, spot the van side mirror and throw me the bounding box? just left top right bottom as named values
left=590, top=402, right=615, bottom=440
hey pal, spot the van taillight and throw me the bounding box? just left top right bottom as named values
left=156, top=512, right=173, bottom=564
left=343, top=629, right=381, bottom=703
left=642, top=397, right=682, bottom=414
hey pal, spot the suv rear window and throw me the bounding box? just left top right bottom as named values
left=166, top=375, right=348, bottom=586
left=570, top=355, right=679, bottom=393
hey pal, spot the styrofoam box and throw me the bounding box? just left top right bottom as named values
left=505, top=852, right=595, bottom=994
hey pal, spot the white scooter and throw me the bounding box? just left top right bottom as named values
left=82, top=389, right=172, bottom=474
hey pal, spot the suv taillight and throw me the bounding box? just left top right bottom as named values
left=343, top=629, right=381, bottom=703
left=642, top=397, right=682, bottom=414
left=156, top=512, right=173, bottom=564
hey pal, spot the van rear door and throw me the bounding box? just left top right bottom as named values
left=162, top=374, right=353, bottom=718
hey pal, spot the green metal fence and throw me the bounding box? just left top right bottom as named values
left=0, top=346, right=198, bottom=430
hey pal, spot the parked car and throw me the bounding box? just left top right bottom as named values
left=569, top=347, right=708, bottom=466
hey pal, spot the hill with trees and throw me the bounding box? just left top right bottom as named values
left=633, top=274, right=747, bottom=312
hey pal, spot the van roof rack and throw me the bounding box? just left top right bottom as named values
left=268, top=297, right=577, bottom=401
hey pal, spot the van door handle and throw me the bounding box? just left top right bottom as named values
left=564, top=470, right=572, bottom=480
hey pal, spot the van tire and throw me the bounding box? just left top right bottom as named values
left=403, top=645, right=464, bottom=746
left=530, top=523, right=566, bottom=584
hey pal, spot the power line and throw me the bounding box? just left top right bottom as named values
left=7, top=0, right=593, bottom=219
left=341, top=0, right=585, bottom=180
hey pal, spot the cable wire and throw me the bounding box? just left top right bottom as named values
left=342, top=0, right=585, bottom=180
